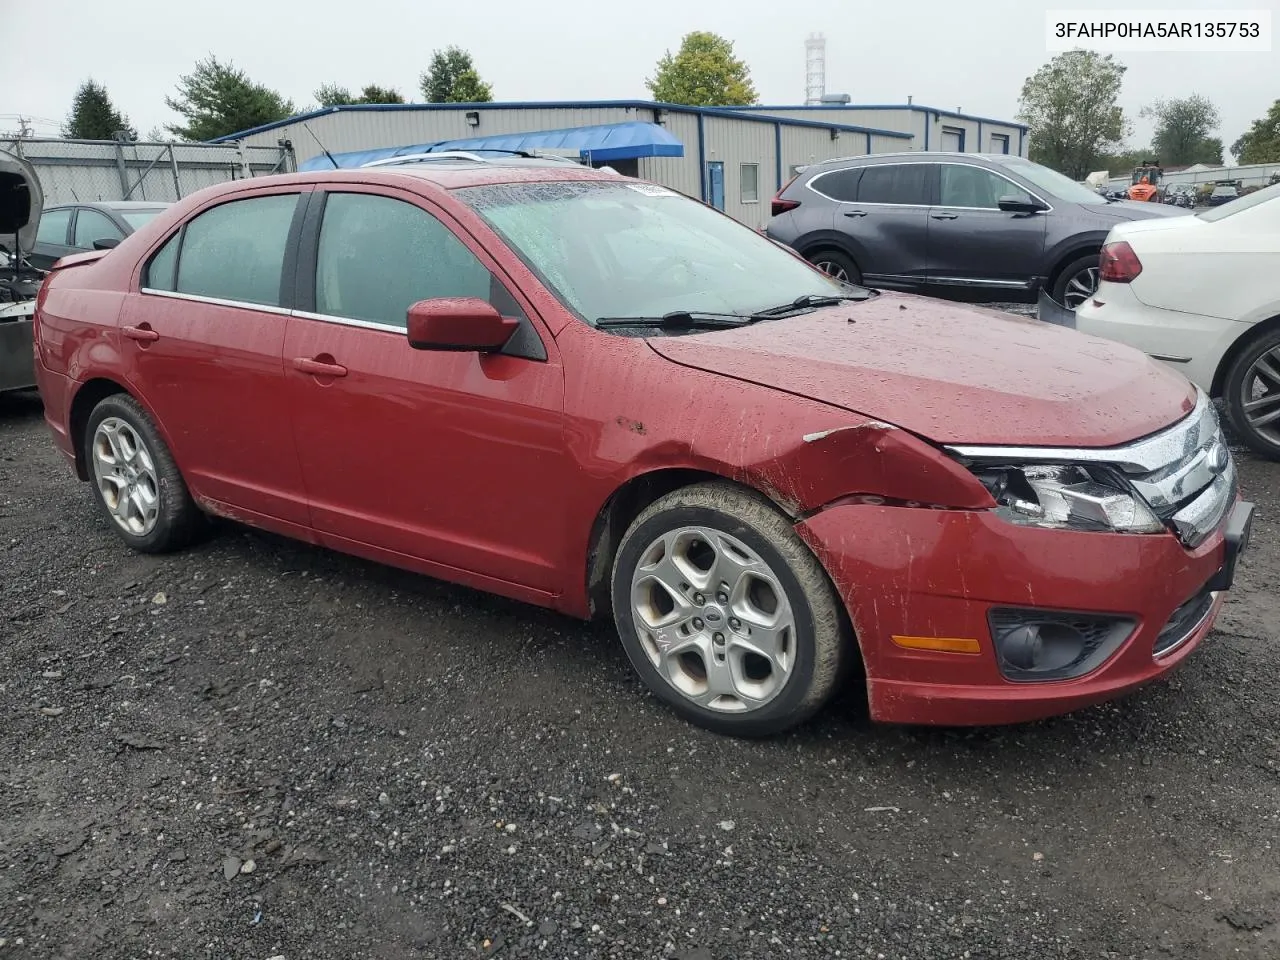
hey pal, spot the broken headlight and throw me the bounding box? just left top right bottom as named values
left=974, top=464, right=1164, bottom=534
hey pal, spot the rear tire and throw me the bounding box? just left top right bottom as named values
left=1222, top=327, right=1280, bottom=461
left=807, top=250, right=862, bottom=286
left=85, top=393, right=205, bottom=553
left=610, top=482, right=851, bottom=737
left=1051, top=254, right=1101, bottom=310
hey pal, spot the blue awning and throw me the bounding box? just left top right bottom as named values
left=298, top=120, right=684, bottom=171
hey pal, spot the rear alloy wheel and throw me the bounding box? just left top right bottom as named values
left=1052, top=254, right=1101, bottom=310
left=611, top=483, right=850, bottom=737
left=86, top=393, right=205, bottom=553
left=1223, top=328, right=1280, bottom=461
left=808, top=250, right=861, bottom=286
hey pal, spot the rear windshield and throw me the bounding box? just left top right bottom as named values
left=454, top=180, right=844, bottom=324
left=1198, top=183, right=1279, bottom=221
left=119, top=209, right=165, bottom=230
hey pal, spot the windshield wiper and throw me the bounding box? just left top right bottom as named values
left=595, top=310, right=764, bottom=329
left=754, top=291, right=876, bottom=316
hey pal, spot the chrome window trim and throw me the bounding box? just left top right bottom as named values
left=139, top=288, right=292, bottom=316
left=289, top=309, right=405, bottom=334
left=804, top=159, right=1052, bottom=211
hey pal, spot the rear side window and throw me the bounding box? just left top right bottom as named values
left=36, top=208, right=71, bottom=245
left=170, top=194, right=298, bottom=307
left=809, top=168, right=861, bottom=202
left=314, top=193, right=492, bottom=329
left=857, top=165, right=931, bottom=205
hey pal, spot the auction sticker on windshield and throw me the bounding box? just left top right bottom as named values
left=626, top=184, right=679, bottom=197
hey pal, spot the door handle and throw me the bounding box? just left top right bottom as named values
left=122, top=324, right=160, bottom=342
left=930, top=212, right=959, bottom=220
left=292, top=357, right=348, bottom=378
left=843, top=210, right=869, bottom=218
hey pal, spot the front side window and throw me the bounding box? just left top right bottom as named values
left=174, top=194, right=298, bottom=306
left=857, top=164, right=931, bottom=205
left=73, top=209, right=123, bottom=249
left=36, top=208, right=71, bottom=245
left=939, top=165, right=1032, bottom=209
left=456, top=180, right=846, bottom=325
left=315, top=192, right=491, bottom=328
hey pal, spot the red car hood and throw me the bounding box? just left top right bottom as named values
left=647, top=292, right=1196, bottom=446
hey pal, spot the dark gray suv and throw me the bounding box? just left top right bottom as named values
left=766, top=152, right=1187, bottom=308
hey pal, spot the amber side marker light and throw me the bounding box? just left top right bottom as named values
left=892, top=635, right=982, bottom=654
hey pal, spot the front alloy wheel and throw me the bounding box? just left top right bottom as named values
left=611, top=482, right=851, bottom=737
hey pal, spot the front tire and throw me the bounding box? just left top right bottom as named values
left=85, top=393, right=205, bottom=553
left=610, top=482, right=851, bottom=737
left=1051, top=254, right=1101, bottom=310
left=1222, top=328, right=1280, bottom=461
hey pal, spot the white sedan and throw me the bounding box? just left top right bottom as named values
left=1075, top=183, right=1280, bottom=460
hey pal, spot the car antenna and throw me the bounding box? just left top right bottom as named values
left=302, top=122, right=340, bottom=169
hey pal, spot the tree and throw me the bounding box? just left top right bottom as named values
left=315, top=83, right=405, bottom=107
left=165, top=55, right=296, bottom=141
left=63, top=79, right=136, bottom=141
left=645, top=31, right=758, bottom=106
left=1142, top=95, right=1222, bottom=166
left=1231, top=99, right=1280, bottom=164
left=419, top=47, right=493, bottom=103
left=1017, top=51, right=1128, bottom=179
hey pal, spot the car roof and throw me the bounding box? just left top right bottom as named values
left=809, top=151, right=1025, bottom=169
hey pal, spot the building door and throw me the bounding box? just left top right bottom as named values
left=705, top=162, right=725, bottom=210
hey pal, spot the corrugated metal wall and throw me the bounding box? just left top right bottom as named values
left=735, top=107, right=1027, bottom=157
left=702, top=115, right=777, bottom=228
left=1, top=138, right=293, bottom=205
left=637, top=111, right=701, bottom=200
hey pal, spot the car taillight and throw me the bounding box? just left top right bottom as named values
left=1099, top=241, right=1142, bottom=283
left=771, top=175, right=801, bottom=216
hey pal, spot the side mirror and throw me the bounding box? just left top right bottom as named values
left=92, top=237, right=121, bottom=250
left=406, top=297, right=518, bottom=352
left=997, top=195, right=1049, bottom=214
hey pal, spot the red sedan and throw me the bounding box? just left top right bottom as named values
left=32, top=158, right=1253, bottom=737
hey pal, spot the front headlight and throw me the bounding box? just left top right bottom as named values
left=973, top=464, right=1164, bottom=534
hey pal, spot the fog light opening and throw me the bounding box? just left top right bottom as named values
left=997, top=623, right=1085, bottom=673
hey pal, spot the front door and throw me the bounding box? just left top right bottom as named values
left=283, top=187, right=567, bottom=593
left=119, top=189, right=310, bottom=524
left=706, top=162, right=725, bottom=210
left=926, top=163, right=1047, bottom=291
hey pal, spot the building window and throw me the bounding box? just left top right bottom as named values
left=990, top=134, right=1010, bottom=155
left=740, top=163, right=760, bottom=203
left=940, top=126, right=966, bottom=152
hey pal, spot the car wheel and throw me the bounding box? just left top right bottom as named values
left=1052, top=254, right=1101, bottom=310
left=1223, top=327, right=1280, bottom=461
left=611, top=482, right=851, bottom=737
left=85, top=393, right=205, bottom=553
left=807, top=250, right=861, bottom=286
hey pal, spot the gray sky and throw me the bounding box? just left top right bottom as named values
left=2, top=0, right=1274, bottom=158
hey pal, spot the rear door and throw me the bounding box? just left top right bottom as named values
left=829, top=163, right=934, bottom=287
left=118, top=187, right=310, bottom=525
left=926, top=163, right=1047, bottom=291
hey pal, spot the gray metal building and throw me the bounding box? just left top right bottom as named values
left=216, top=100, right=1026, bottom=229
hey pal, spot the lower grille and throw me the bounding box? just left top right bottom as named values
left=1153, top=588, right=1216, bottom=657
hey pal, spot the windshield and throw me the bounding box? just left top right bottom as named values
left=1199, top=182, right=1279, bottom=221
left=119, top=208, right=165, bottom=230
left=998, top=157, right=1108, bottom=205
left=454, top=180, right=847, bottom=324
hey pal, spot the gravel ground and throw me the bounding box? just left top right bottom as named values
left=1, top=385, right=1278, bottom=960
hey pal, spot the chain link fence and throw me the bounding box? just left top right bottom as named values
left=0, top=138, right=296, bottom=206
